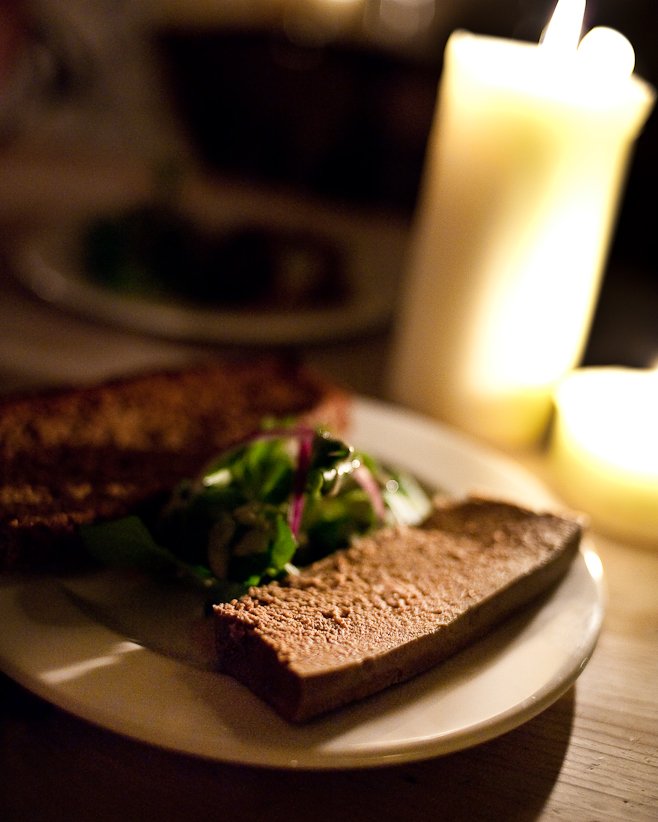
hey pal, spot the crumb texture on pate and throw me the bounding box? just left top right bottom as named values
left=214, top=498, right=582, bottom=720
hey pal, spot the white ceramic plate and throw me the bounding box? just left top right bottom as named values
left=0, top=398, right=605, bottom=769
left=10, top=209, right=404, bottom=346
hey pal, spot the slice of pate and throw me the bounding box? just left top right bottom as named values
left=213, top=497, right=582, bottom=722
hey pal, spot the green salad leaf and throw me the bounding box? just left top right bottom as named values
left=79, top=423, right=432, bottom=603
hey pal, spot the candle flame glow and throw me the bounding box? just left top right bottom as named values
left=541, top=0, right=585, bottom=53
left=556, top=369, right=658, bottom=477
left=551, top=368, right=658, bottom=543
left=540, top=0, right=636, bottom=82
left=578, top=27, right=635, bottom=79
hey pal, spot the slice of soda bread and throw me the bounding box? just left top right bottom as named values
left=0, top=358, right=350, bottom=572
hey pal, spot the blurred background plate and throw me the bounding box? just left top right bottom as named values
left=9, top=176, right=408, bottom=345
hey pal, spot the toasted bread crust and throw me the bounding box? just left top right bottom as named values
left=0, top=358, right=350, bottom=572
left=214, top=498, right=582, bottom=722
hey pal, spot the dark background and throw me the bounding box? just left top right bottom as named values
left=3, top=1, right=657, bottom=367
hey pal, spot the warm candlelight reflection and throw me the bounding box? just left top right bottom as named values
left=40, top=640, right=143, bottom=685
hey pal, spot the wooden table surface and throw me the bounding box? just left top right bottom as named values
left=0, top=190, right=657, bottom=820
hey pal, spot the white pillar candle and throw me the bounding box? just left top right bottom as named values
left=388, top=0, right=654, bottom=449
left=550, top=367, right=658, bottom=546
